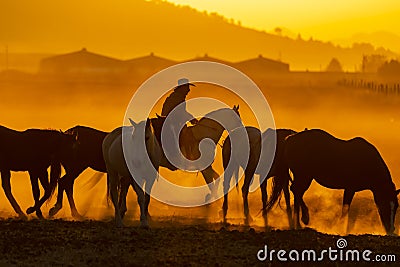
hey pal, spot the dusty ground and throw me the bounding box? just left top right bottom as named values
left=0, top=218, right=398, bottom=267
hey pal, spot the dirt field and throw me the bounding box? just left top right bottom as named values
left=0, top=218, right=398, bottom=267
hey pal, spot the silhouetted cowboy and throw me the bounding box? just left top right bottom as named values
left=161, top=78, right=197, bottom=124
left=161, top=78, right=197, bottom=162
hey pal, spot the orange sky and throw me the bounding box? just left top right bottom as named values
left=168, top=0, right=400, bottom=43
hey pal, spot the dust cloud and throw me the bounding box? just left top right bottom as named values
left=0, top=71, right=399, bottom=235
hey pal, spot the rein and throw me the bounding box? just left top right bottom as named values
left=195, top=122, right=244, bottom=148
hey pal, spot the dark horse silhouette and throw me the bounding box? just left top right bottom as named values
left=284, top=129, right=400, bottom=235
left=222, top=127, right=295, bottom=227
left=49, top=126, right=108, bottom=218
left=0, top=125, right=76, bottom=218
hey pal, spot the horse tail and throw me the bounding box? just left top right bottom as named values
left=83, top=172, right=105, bottom=189
left=222, top=135, right=240, bottom=191
left=106, top=173, right=110, bottom=206
left=105, top=170, right=121, bottom=207
left=47, top=159, right=62, bottom=202
left=264, top=173, right=289, bottom=212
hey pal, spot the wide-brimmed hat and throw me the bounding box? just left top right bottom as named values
left=174, top=78, right=196, bottom=89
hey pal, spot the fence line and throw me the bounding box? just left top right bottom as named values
left=338, top=79, right=400, bottom=95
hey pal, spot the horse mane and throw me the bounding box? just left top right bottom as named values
left=197, top=107, right=237, bottom=125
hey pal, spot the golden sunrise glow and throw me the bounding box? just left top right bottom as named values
left=168, top=0, right=400, bottom=42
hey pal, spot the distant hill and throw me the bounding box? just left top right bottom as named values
left=0, top=0, right=398, bottom=70
left=334, top=31, right=400, bottom=55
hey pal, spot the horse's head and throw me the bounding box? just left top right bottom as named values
left=54, top=129, right=80, bottom=161
left=374, top=188, right=400, bottom=235
left=149, top=115, right=165, bottom=144
left=145, top=118, right=154, bottom=141
left=129, top=118, right=158, bottom=146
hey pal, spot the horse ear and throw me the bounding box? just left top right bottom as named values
left=129, top=118, right=137, bottom=127
left=156, top=113, right=161, bottom=118
left=396, top=189, right=400, bottom=195
left=145, top=118, right=155, bottom=136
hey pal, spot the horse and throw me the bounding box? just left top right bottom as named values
left=103, top=118, right=162, bottom=228
left=49, top=126, right=108, bottom=218
left=117, top=105, right=243, bottom=220
left=153, top=105, right=241, bottom=199
left=0, top=125, right=76, bottom=218
left=284, top=129, right=400, bottom=235
left=222, top=127, right=296, bottom=227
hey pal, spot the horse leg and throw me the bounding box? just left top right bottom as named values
left=283, top=178, right=294, bottom=229
left=38, top=169, right=50, bottom=193
left=50, top=166, right=85, bottom=218
left=1, top=170, right=26, bottom=219
left=35, top=162, right=62, bottom=214
left=131, top=179, right=148, bottom=228
left=260, top=177, right=268, bottom=227
left=222, top=164, right=234, bottom=224
left=49, top=173, right=68, bottom=217
left=27, top=169, right=48, bottom=215
left=201, top=165, right=219, bottom=202
left=299, top=199, right=309, bottom=225
left=35, top=168, right=50, bottom=218
left=118, top=176, right=131, bottom=219
left=242, top=167, right=255, bottom=225
left=64, top=177, right=84, bottom=219
left=144, top=175, right=156, bottom=224
left=290, top=175, right=312, bottom=229
left=108, top=171, right=123, bottom=227
left=27, top=171, right=43, bottom=219
left=342, top=189, right=355, bottom=234
left=63, top=167, right=86, bottom=218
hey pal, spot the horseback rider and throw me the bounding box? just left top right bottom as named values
left=161, top=78, right=198, bottom=161
left=161, top=78, right=197, bottom=124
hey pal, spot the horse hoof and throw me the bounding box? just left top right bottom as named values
left=26, top=207, right=36, bottom=215
left=116, top=221, right=124, bottom=228
left=72, top=214, right=85, bottom=221
left=288, top=217, right=295, bottom=229
left=48, top=207, right=60, bottom=217
left=18, top=213, right=28, bottom=221
left=264, top=225, right=272, bottom=232
left=301, top=214, right=310, bottom=225
left=294, top=223, right=302, bottom=230
left=244, top=215, right=253, bottom=225
left=36, top=212, right=44, bottom=220
left=140, top=223, right=150, bottom=230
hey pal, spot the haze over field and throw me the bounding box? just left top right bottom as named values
left=1, top=73, right=400, bottom=235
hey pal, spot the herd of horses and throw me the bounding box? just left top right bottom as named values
left=0, top=105, right=399, bottom=235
